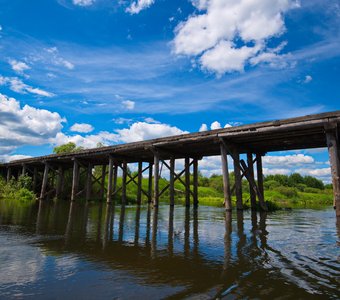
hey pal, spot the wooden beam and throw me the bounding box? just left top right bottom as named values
left=137, top=161, right=143, bottom=205
left=71, top=159, right=80, bottom=202
left=185, top=157, right=190, bottom=207
left=169, top=157, right=175, bottom=206
left=32, top=167, right=38, bottom=192
left=148, top=163, right=153, bottom=204
left=247, top=152, right=257, bottom=210
left=193, top=158, right=198, bottom=207
left=6, top=167, right=11, bottom=182
left=122, top=161, right=127, bottom=205
left=233, top=150, right=243, bottom=210
left=326, top=128, right=340, bottom=216
left=86, top=163, right=93, bottom=201
left=220, top=143, right=232, bottom=211
left=22, top=164, right=27, bottom=176
left=100, top=165, right=106, bottom=200
left=256, top=153, right=266, bottom=209
left=106, top=156, right=114, bottom=203
left=39, top=163, right=49, bottom=200
left=56, top=166, right=64, bottom=199
left=153, top=152, right=160, bottom=207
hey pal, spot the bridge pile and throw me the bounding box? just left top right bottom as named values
left=1, top=111, right=339, bottom=216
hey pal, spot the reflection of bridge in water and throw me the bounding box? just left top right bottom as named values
left=1, top=111, right=340, bottom=216
left=2, top=202, right=338, bottom=298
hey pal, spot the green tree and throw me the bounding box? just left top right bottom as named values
left=53, top=142, right=83, bottom=154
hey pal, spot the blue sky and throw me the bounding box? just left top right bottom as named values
left=0, top=0, right=339, bottom=180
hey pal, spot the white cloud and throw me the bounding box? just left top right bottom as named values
left=263, top=154, right=314, bottom=166
left=295, top=167, right=331, bottom=178
left=0, top=93, right=65, bottom=155
left=210, top=121, right=221, bottom=130
left=0, top=154, right=32, bottom=163
left=263, top=167, right=291, bottom=175
left=73, top=0, right=94, bottom=6
left=45, top=47, right=74, bottom=70
left=122, top=100, right=135, bottom=110
left=303, top=75, right=313, bottom=83
left=144, top=117, right=160, bottom=123
left=173, top=0, right=299, bottom=74
left=126, top=0, right=155, bottom=14
left=113, top=117, right=133, bottom=125
left=70, top=123, right=94, bottom=133
left=9, top=59, right=30, bottom=75
left=199, top=123, right=208, bottom=132
left=0, top=76, right=54, bottom=97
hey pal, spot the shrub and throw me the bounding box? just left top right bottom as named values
left=304, top=187, right=320, bottom=194
left=274, top=186, right=298, bottom=198
left=264, top=180, right=280, bottom=190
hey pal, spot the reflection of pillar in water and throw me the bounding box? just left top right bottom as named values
left=65, top=201, right=76, bottom=246
left=250, top=211, right=258, bottom=248
left=36, top=200, right=44, bottom=234
left=151, top=207, right=159, bottom=258
left=96, top=203, right=103, bottom=242
left=168, top=206, right=174, bottom=256
left=118, top=205, right=126, bottom=242
left=222, top=211, right=232, bottom=275
left=259, top=211, right=268, bottom=249
left=134, top=206, right=141, bottom=245
left=336, top=217, right=340, bottom=246
left=184, top=208, right=190, bottom=257
left=103, top=203, right=112, bottom=249
left=82, top=202, right=89, bottom=238
left=193, top=208, right=199, bottom=256
left=236, top=210, right=246, bottom=257
left=145, top=205, right=151, bottom=247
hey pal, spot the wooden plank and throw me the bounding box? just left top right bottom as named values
left=185, top=157, right=190, bottom=207
left=106, top=157, right=114, bottom=203
left=71, top=159, right=80, bottom=202
left=137, top=161, right=143, bottom=205
left=170, top=157, right=175, bottom=206
left=220, top=143, right=232, bottom=211
left=233, top=150, right=243, bottom=210
left=39, top=163, right=49, bottom=200
left=326, top=128, right=340, bottom=216
left=247, top=153, right=257, bottom=210
left=193, top=158, right=198, bottom=207
left=153, top=153, right=160, bottom=207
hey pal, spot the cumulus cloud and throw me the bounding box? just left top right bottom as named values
left=210, top=121, right=221, bottom=130
left=0, top=76, right=54, bottom=97
left=126, top=0, right=155, bottom=14
left=0, top=154, right=32, bottom=163
left=0, top=93, right=65, bottom=155
left=70, top=123, right=94, bottom=133
left=199, top=123, right=208, bottom=132
left=263, top=154, right=314, bottom=166
left=73, top=0, right=95, bottom=6
left=9, top=59, right=30, bottom=75
left=122, top=100, right=135, bottom=110
left=173, top=0, right=299, bottom=74
left=295, top=167, right=331, bottom=178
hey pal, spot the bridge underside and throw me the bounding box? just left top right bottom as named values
left=1, top=111, right=340, bottom=216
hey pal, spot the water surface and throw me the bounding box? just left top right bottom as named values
left=0, top=199, right=339, bottom=299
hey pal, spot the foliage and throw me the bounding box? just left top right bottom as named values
left=53, top=142, right=83, bottom=154
left=0, top=176, right=35, bottom=202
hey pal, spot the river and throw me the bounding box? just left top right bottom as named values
left=0, top=200, right=339, bottom=299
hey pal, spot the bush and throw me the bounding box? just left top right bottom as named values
left=304, top=187, right=320, bottom=194
left=274, top=186, right=298, bottom=198
left=264, top=180, right=280, bottom=190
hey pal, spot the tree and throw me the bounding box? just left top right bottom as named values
left=53, top=142, right=83, bottom=154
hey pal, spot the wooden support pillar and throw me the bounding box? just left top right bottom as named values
left=39, top=163, right=49, bottom=200
left=113, top=164, right=118, bottom=200
left=193, top=158, right=198, bottom=207
left=106, top=156, right=114, bottom=203
left=326, top=128, right=340, bottom=216
left=122, top=161, right=127, bottom=205
left=100, top=165, right=106, bottom=200
left=185, top=157, right=190, bottom=207
left=22, top=164, right=27, bottom=176
left=86, top=163, right=92, bottom=201
left=153, top=153, right=160, bottom=207
left=137, top=161, right=143, bottom=205
left=71, top=159, right=80, bottom=202
left=247, top=152, right=257, bottom=210
left=220, top=143, right=232, bottom=211
left=256, top=153, right=266, bottom=210
left=169, top=157, right=175, bottom=206
left=56, top=166, right=64, bottom=199
left=148, top=163, right=153, bottom=204
left=233, top=151, right=243, bottom=210
left=32, top=167, right=38, bottom=192
left=6, top=167, right=11, bottom=182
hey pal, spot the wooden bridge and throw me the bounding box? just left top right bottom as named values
left=1, top=111, right=340, bottom=216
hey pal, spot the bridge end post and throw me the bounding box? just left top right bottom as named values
left=325, top=125, right=340, bottom=217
